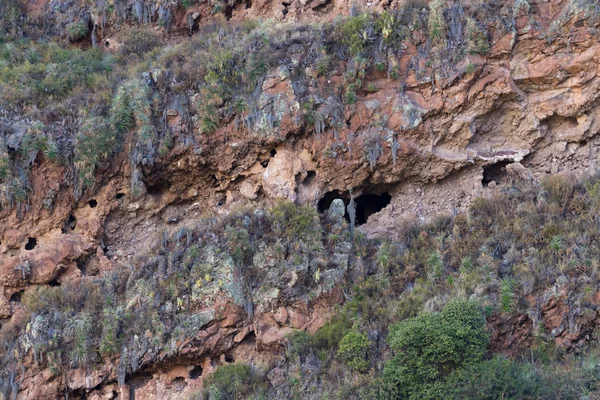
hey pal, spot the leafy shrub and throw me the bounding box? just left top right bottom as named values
left=383, top=300, right=488, bottom=399
left=337, top=329, right=370, bottom=373
left=340, top=14, right=373, bottom=56
left=443, top=355, right=542, bottom=400
left=269, top=201, right=321, bottom=244
left=200, top=364, right=267, bottom=400
left=66, top=21, right=89, bottom=42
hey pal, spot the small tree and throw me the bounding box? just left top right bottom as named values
left=383, top=300, right=489, bottom=399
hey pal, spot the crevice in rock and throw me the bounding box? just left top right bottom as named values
left=62, top=214, right=77, bottom=233
left=116, top=192, right=126, bottom=199
left=482, top=160, right=513, bottom=187
left=24, top=237, right=37, bottom=250
left=208, top=174, right=219, bottom=188
left=303, top=171, right=316, bottom=186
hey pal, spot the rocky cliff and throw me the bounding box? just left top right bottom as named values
left=2, top=0, right=600, bottom=398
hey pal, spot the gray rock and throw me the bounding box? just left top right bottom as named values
left=328, top=198, right=346, bottom=221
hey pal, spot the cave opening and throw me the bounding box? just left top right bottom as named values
left=482, top=160, right=513, bottom=187
left=116, top=192, right=125, bottom=199
left=9, top=290, right=23, bottom=303
left=24, top=237, right=37, bottom=251
left=88, top=199, right=98, bottom=208
left=189, top=365, right=203, bottom=379
left=48, top=279, right=60, bottom=287
left=354, top=193, right=392, bottom=224
left=224, top=353, right=235, bottom=363
left=146, top=179, right=171, bottom=195
left=318, top=190, right=392, bottom=225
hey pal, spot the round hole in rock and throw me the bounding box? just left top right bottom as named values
left=224, top=354, right=235, bottom=363
left=116, top=192, right=125, bottom=199
left=105, top=41, right=110, bottom=48
left=88, top=199, right=98, bottom=208
left=482, top=160, right=513, bottom=187
left=25, top=237, right=37, bottom=250
left=189, top=365, right=203, bottom=379
left=270, top=149, right=277, bottom=157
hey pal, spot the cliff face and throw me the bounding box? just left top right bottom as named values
left=2, top=0, right=600, bottom=398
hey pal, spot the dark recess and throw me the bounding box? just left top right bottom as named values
left=189, top=365, right=203, bottom=379
left=146, top=180, right=171, bottom=195
left=116, top=193, right=126, bottom=199
left=303, top=171, right=317, bottom=186
left=88, top=199, right=98, bottom=208
left=48, top=279, right=60, bottom=287
left=482, top=160, right=513, bottom=187
left=224, top=354, right=235, bottom=363
left=318, top=191, right=392, bottom=225
left=24, top=237, right=37, bottom=250
left=9, top=290, right=23, bottom=303
left=62, top=215, right=77, bottom=233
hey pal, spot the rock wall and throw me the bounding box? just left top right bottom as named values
left=2, top=0, right=600, bottom=398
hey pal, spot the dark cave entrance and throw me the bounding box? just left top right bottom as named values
left=318, top=190, right=392, bottom=225
left=354, top=193, right=392, bottom=224
left=189, top=365, right=203, bottom=379
left=482, top=160, right=513, bottom=187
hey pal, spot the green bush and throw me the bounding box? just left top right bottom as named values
left=201, top=364, right=266, bottom=400
left=66, top=21, right=89, bottom=42
left=443, top=355, right=542, bottom=400
left=383, top=300, right=489, bottom=399
left=340, top=14, right=373, bottom=56
left=337, top=329, right=370, bottom=373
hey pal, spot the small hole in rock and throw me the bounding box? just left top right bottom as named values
left=9, top=290, right=23, bottom=303
left=224, top=354, right=235, bottom=363
left=116, top=193, right=125, bottom=199
left=48, top=279, right=60, bottom=287
left=62, top=215, right=77, bottom=233
left=24, top=237, right=37, bottom=250
left=88, top=199, right=98, bottom=208
left=189, top=365, right=203, bottom=379
left=270, top=149, right=277, bottom=157
left=105, top=41, right=110, bottom=48
left=260, top=159, right=269, bottom=168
